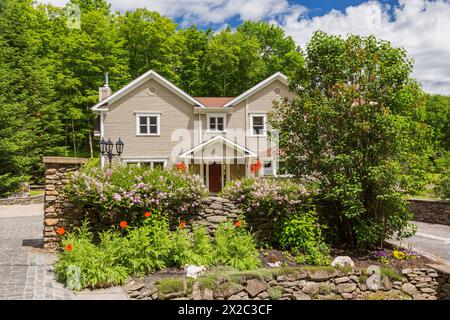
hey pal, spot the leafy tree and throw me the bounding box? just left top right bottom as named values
left=204, top=27, right=264, bottom=96
left=237, top=20, right=303, bottom=78
left=118, top=9, right=180, bottom=81
left=425, top=94, right=450, bottom=153
left=176, top=26, right=210, bottom=95
left=270, top=31, right=432, bottom=248
left=68, top=0, right=111, bottom=15
left=0, top=0, right=64, bottom=195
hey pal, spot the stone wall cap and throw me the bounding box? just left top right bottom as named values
left=407, top=198, right=450, bottom=204
left=43, top=157, right=89, bottom=164
left=426, top=263, right=450, bottom=274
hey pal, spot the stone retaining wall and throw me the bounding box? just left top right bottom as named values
left=0, top=195, right=44, bottom=206
left=43, top=157, right=88, bottom=249
left=125, top=265, right=444, bottom=300
left=408, top=198, right=450, bottom=225
left=428, top=264, right=450, bottom=299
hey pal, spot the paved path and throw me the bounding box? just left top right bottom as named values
left=390, top=221, right=450, bottom=267
left=0, top=203, right=127, bottom=300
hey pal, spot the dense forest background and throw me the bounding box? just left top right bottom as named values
left=0, top=0, right=449, bottom=196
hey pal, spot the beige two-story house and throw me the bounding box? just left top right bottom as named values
left=91, top=70, right=295, bottom=192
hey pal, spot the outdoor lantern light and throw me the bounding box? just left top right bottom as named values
left=106, top=138, right=114, bottom=153
left=100, top=137, right=125, bottom=168
left=99, top=138, right=107, bottom=154
left=115, top=137, right=124, bottom=155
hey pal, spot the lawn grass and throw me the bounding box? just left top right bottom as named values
left=29, top=190, right=44, bottom=196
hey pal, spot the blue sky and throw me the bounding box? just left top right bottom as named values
left=40, top=0, right=450, bottom=95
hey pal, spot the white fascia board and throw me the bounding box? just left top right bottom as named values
left=179, top=135, right=257, bottom=158
left=91, top=70, right=207, bottom=111
left=223, top=72, right=288, bottom=107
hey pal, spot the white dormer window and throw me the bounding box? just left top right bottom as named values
left=250, top=113, right=266, bottom=136
left=207, top=114, right=226, bottom=132
left=136, top=113, right=160, bottom=136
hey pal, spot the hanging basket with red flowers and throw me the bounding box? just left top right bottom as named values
left=250, top=159, right=262, bottom=174
left=175, top=161, right=187, bottom=172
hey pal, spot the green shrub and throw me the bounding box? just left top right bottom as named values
left=122, top=217, right=173, bottom=275
left=54, top=221, right=129, bottom=290
left=214, top=222, right=261, bottom=270
left=65, top=164, right=208, bottom=223
left=222, top=177, right=312, bottom=217
left=275, top=209, right=331, bottom=266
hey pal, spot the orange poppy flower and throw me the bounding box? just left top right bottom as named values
left=119, top=221, right=128, bottom=229
left=234, top=220, right=242, bottom=227
left=64, top=244, right=73, bottom=252
left=56, top=227, right=65, bottom=235
left=179, top=220, right=186, bottom=229
left=144, top=211, right=152, bottom=218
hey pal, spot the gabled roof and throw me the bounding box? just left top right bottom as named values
left=223, top=72, right=288, bottom=107
left=179, top=135, right=257, bottom=159
left=194, top=97, right=235, bottom=107
left=91, top=70, right=207, bottom=112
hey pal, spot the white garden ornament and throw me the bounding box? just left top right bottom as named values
left=185, top=265, right=206, bottom=279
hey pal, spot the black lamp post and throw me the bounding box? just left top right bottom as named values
left=100, top=137, right=124, bottom=167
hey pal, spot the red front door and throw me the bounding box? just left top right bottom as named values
left=208, top=163, right=222, bottom=193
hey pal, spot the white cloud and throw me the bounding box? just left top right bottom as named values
left=37, top=0, right=450, bottom=94
left=275, top=0, right=450, bottom=95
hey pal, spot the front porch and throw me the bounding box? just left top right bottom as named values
left=179, top=135, right=256, bottom=192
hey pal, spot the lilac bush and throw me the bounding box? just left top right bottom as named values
left=222, top=177, right=312, bottom=217
left=65, top=165, right=208, bottom=221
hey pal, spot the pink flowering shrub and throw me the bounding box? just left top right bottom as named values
left=222, top=177, right=312, bottom=216
left=65, top=165, right=208, bottom=221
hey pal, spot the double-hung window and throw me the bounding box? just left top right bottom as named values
left=207, top=114, right=226, bottom=132
left=250, top=114, right=266, bottom=136
left=136, top=113, right=160, bottom=136
left=262, top=160, right=273, bottom=176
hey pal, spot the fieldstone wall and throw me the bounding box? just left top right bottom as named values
left=175, top=196, right=273, bottom=242
left=43, top=157, right=88, bottom=249
left=428, top=264, right=450, bottom=299
left=170, top=196, right=242, bottom=233
left=0, top=195, right=44, bottom=206
left=126, top=265, right=446, bottom=300
left=408, top=198, right=450, bottom=226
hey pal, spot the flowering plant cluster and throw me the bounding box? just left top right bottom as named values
left=222, top=177, right=312, bottom=217
left=374, top=247, right=417, bottom=264
left=65, top=164, right=208, bottom=222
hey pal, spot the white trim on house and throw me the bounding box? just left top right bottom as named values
left=249, top=113, right=267, bottom=137
left=122, top=157, right=168, bottom=168
left=91, top=69, right=207, bottom=112
left=206, top=113, right=227, bottom=133
left=223, top=72, right=288, bottom=107
left=179, top=135, right=257, bottom=159
left=135, top=112, right=161, bottom=136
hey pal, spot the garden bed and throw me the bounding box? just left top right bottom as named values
left=122, top=244, right=441, bottom=300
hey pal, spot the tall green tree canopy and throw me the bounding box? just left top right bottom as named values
left=270, top=31, right=433, bottom=248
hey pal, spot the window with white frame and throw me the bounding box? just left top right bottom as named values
left=136, top=113, right=160, bottom=136
left=262, top=160, right=273, bottom=176
left=126, top=160, right=167, bottom=169
left=250, top=114, right=266, bottom=136
left=207, top=114, right=226, bottom=132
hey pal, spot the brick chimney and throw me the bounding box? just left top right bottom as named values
left=99, top=72, right=112, bottom=102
